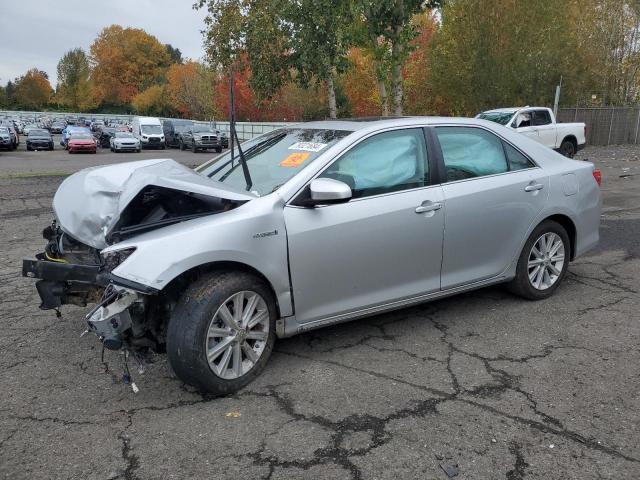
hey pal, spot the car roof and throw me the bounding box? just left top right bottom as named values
left=289, top=116, right=499, bottom=132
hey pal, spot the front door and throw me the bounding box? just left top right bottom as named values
left=284, top=128, right=444, bottom=324
left=532, top=109, right=557, bottom=148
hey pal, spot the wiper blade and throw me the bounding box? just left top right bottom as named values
left=231, top=123, right=252, bottom=191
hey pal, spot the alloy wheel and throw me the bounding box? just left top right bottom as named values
left=527, top=232, right=565, bottom=290
left=205, top=291, right=270, bottom=379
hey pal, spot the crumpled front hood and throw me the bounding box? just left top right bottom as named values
left=53, top=158, right=254, bottom=249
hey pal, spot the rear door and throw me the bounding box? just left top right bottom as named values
left=284, top=127, right=444, bottom=324
left=432, top=126, right=549, bottom=289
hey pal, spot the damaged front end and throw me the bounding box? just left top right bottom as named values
left=23, top=220, right=163, bottom=353
left=22, top=159, right=253, bottom=361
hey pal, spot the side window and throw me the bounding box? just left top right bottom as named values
left=503, top=142, right=535, bottom=171
left=532, top=110, right=552, bottom=126
left=435, top=127, right=508, bottom=181
left=319, top=129, right=428, bottom=199
left=513, top=112, right=531, bottom=128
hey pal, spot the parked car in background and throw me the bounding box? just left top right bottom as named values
left=50, top=122, right=65, bottom=134
left=26, top=129, right=54, bottom=151
left=22, top=117, right=601, bottom=394
left=178, top=124, right=222, bottom=152
left=132, top=116, right=165, bottom=149
left=110, top=132, right=141, bottom=153
left=23, top=124, right=39, bottom=136
left=91, top=120, right=105, bottom=132
left=0, top=127, right=13, bottom=150
left=97, top=127, right=117, bottom=148
left=477, top=107, right=586, bottom=158
left=67, top=132, right=97, bottom=154
left=5, top=124, right=19, bottom=149
left=61, top=126, right=91, bottom=148
left=162, top=119, right=193, bottom=148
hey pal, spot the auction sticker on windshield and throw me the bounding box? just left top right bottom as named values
left=280, top=152, right=310, bottom=167
left=288, top=142, right=327, bottom=152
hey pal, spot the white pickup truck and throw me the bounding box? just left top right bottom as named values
left=477, top=107, right=586, bottom=158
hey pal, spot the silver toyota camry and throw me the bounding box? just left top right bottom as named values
left=22, top=117, right=602, bottom=394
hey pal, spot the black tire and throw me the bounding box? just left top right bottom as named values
left=507, top=220, right=570, bottom=300
left=559, top=139, right=576, bottom=158
left=191, top=142, right=197, bottom=153
left=167, top=271, right=277, bottom=395
left=216, top=147, right=222, bottom=153
left=136, top=148, right=141, bottom=153
left=179, top=140, right=185, bottom=151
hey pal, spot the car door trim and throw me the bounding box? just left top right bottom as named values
left=281, top=273, right=509, bottom=337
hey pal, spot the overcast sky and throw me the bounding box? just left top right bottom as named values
left=0, top=0, right=208, bottom=87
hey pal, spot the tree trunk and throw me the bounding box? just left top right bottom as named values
left=326, top=73, right=337, bottom=119
left=369, top=34, right=389, bottom=116
left=391, top=38, right=403, bottom=116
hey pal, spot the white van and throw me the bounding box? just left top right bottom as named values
left=132, top=116, right=165, bottom=149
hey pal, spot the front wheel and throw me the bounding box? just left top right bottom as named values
left=507, top=220, right=570, bottom=300
left=191, top=142, right=197, bottom=153
left=167, top=271, right=276, bottom=395
left=179, top=140, right=185, bottom=151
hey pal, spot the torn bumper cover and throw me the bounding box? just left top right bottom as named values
left=22, top=257, right=157, bottom=310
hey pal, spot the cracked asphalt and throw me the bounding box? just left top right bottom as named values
left=1, top=146, right=639, bottom=479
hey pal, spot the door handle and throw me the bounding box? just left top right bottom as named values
left=525, top=183, right=544, bottom=192
left=415, top=202, right=443, bottom=214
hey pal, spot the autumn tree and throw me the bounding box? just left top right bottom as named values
left=403, top=12, right=439, bottom=115
left=356, top=0, right=442, bottom=116
left=132, top=85, right=175, bottom=116
left=56, top=48, right=96, bottom=111
left=166, top=61, right=218, bottom=119
left=13, top=68, right=53, bottom=109
left=342, top=48, right=380, bottom=116
left=90, top=25, right=171, bottom=106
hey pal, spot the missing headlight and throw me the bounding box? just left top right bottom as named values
left=101, top=247, right=136, bottom=272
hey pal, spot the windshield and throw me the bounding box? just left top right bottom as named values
left=477, top=112, right=515, bottom=126
left=141, top=125, right=162, bottom=134
left=198, top=128, right=351, bottom=196
left=30, top=129, right=49, bottom=136
left=193, top=125, right=215, bottom=133
left=115, top=132, right=134, bottom=138
left=70, top=133, right=93, bottom=140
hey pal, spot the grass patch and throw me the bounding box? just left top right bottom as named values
left=0, top=171, right=71, bottom=179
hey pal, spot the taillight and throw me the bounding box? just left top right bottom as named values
left=592, top=168, right=602, bottom=186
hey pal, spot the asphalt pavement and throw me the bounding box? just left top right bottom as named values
left=0, top=145, right=638, bottom=479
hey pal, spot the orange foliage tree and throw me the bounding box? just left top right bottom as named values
left=166, top=61, right=218, bottom=120
left=342, top=48, right=380, bottom=117
left=13, top=69, right=53, bottom=109
left=403, top=12, right=440, bottom=115
left=90, top=25, right=171, bottom=106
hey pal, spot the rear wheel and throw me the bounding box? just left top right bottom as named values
left=559, top=139, right=576, bottom=158
left=167, top=271, right=276, bottom=395
left=508, top=220, right=569, bottom=300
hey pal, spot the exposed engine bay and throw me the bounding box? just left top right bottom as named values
left=23, top=179, right=246, bottom=386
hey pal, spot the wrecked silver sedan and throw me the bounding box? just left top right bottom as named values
left=23, top=118, right=601, bottom=395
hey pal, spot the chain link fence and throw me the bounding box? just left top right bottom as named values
left=557, top=107, right=640, bottom=146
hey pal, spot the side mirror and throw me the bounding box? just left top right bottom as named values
left=308, top=178, right=352, bottom=205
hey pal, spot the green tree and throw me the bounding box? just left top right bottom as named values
left=357, top=0, right=442, bottom=115
left=165, top=44, right=184, bottom=64
left=56, top=48, right=96, bottom=111
left=429, top=0, right=593, bottom=114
